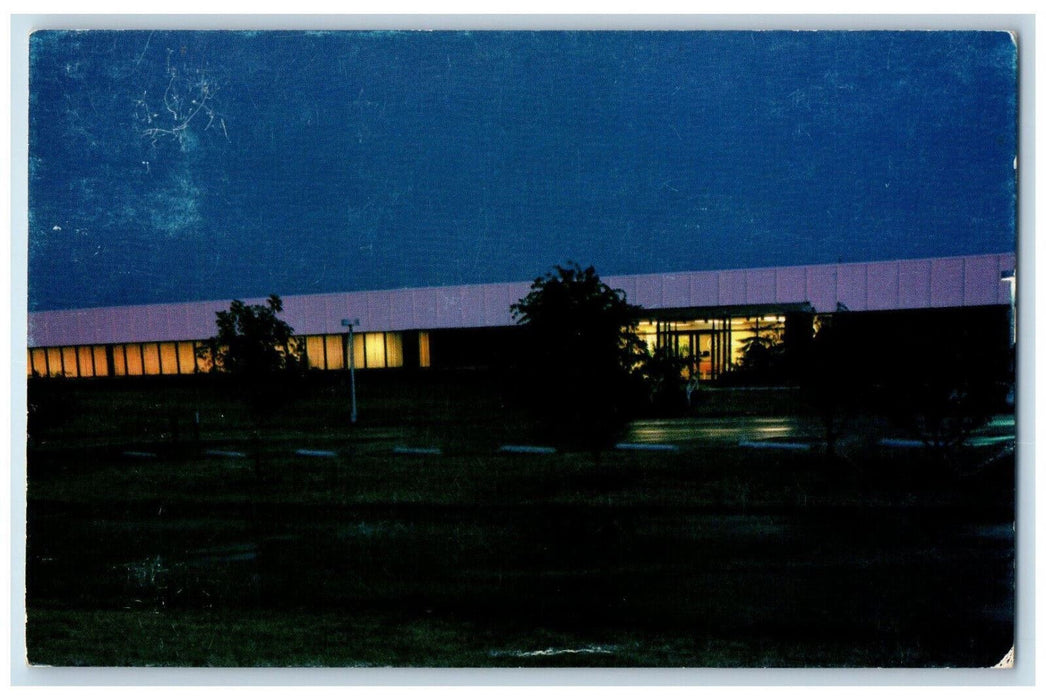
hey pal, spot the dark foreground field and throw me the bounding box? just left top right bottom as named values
left=24, top=373, right=1015, bottom=667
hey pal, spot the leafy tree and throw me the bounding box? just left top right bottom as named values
left=511, top=263, right=647, bottom=450
left=803, top=308, right=1008, bottom=465
left=879, top=325, right=1007, bottom=460
left=730, top=322, right=787, bottom=384
left=800, top=314, right=862, bottom=459
left=639, top=345, right=692, bottom=415
left=200, top=294, right=304, bottom=425
left=204, top=295, right=301, bottom=375
left=737, top=332, right=782, bottom=372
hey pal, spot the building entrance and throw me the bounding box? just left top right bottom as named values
left=637, top=306, right=802, bottom=383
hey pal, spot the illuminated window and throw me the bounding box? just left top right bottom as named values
left=112, top=345, right=127, bottom=376
left=62, top=347, right=79, bottom=378
left=731, top=330, right=751, bottom=369
left=93, top=346, right=109, bottom=377
left=304, top=336, right=325, bottom=370
left=385, top=333, right=403, bottom=368
left=352, top=333, right=365, bottom=369
left=142, top=343, right=161, bottom=375
left=124, top=344, right=144, bottom=376
left=324, top=334, right=345, bottom=370
left=639, top=333, right=656, bottom=354
left=30, top=348, right=47, bottom=376
left=177, top=342, right=196, bottom=374
left=419, top=332, right=431, bottom=368
left=45, top=347, right=62, bottom=376
left=636, top=321, right=657, bottom=334
left=77, top=346, right=95, bottom=378
left=726, top=316, right=785, bottom=369
left=158, top=342, right=179, bottom=375
left=364, top=332, right=386, bottom=368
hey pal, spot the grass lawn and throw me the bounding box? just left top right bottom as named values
left=24, top=372, right=1015, bottom=667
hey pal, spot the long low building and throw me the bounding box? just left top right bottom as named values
left=27, top=252, right=1016, bottom=381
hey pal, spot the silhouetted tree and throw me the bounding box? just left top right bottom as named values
left=879, top=325, right=1007, bottom=459
left=801, top=314, right=862, bottom=459
left=200, top=294, right=304, bottom=434
left=639, top=345, right=691, bottom=415
left=511, top=263, right=647, bottom=450
left=731, top=322, right=787, bottom=384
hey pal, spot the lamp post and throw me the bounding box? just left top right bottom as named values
left=341, top=318, right=360, bottom=424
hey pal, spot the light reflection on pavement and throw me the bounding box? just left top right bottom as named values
left=624, top=416, right=818, bottom=446
left=623, top=414, right=1016, bottom=448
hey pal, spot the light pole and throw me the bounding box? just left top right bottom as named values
left=341, top=318, right=360, bottom=424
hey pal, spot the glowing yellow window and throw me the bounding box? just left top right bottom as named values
left=30, top=348, right=47, bottom=376
left=177, top=342, right=196, bottom=374
left=640, top=333, right=656, bottom=354
left=324, top=335, right=345, bottom=370
left=112, top=346, right=127, bottom=376
left=93, top=346, right=109, bottom=376
left=385, top=333, right=403, bottom=368
left=61, top=347, right=79, bottom=377
left=419, top=332, right=431, bottom=368
left=158, top=343, right=178, bottom=375
left=141, top=344, right=161, bottom=375
left=305, top=336, right=326, bottom=370
left=352, top=333, right=365, bottom=369
left=44, top=348, right=61, bottom=376
left=124, top=345, right=144, bottom=376
left=77, top=346, right=95, bottom=377
left=364, top=333, right=386, bottom=368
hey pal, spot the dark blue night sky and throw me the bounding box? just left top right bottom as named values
left=28, top=30, right=1017, bottom=311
